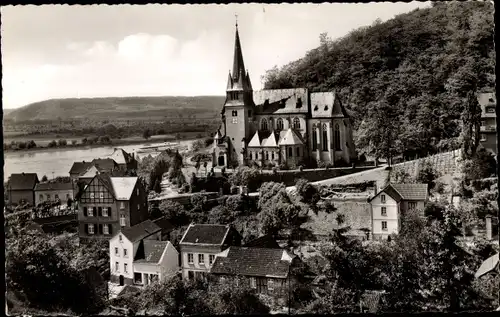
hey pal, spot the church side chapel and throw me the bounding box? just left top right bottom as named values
left=213, top=21, right=356, bottom=170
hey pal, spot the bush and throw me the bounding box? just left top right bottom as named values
left=48, top=140, right=57, bottom=148
left=58, top=139, right=67, bottom=146
left=71, top=140, right=77, bottom=145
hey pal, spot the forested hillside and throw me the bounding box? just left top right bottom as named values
left=262, top=2, right=495, bottom=159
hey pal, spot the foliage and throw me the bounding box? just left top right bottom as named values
left=143, top=128, right=152, bottom=140
left=229, top=166, right=262, bottom=192
left=191, top=139, right=205, bottom=152
left=158, top=200, right=188, bottom=225
left=41, top=175, right=48, bottom=182
left=262, top=2, right=494, bottom=158
left=295, top=178, right=321, bottom=214
left=463, top=148, right=497, bottom=181
left=417, top=161, right=438, bottom=191
left=460, top=90, right=482, bottom=159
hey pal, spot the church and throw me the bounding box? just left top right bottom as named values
left=212, top=22, right=356, bottom=169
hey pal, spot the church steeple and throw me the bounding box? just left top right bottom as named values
left=232, top=21, right=246, bottom=83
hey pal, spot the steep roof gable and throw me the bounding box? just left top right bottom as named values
left=311, top=92, right=349, bottom=118
left=80, top=165, right=101, bottom=178
left=278, top=128, right=304, bottom=146
left=121, top=220, right=161, bottom=243
left=210, top=247, right=293, bottom=278
left=179, top=224, right=231, bottom=245
left=110, top=177, right=138, bottom=200
left=248, top=131, right=262, bottom=147
left=134, top=240, right=170, bottom=264
left=8, top=173, right=39, bottom=190
left=69, top=162, right=91, bottom=175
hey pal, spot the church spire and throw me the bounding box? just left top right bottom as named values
left=232, top=18, right=245, bottom=82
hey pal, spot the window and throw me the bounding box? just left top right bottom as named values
left=288, top=147, right=292, bottom=157
left=250, top=277, right=256, bottom=288
left=486, top=107, right=495, bottom=113
left=198, top=254, right=205, bottom=265
left=103, top=225, right=109, bottom=235
left=249, top=152, right=252, bottom=160
left=312, top=125, right=318, bottom=151
left=134, top=272, right=142, bottom=284
left=324, top=105, right=329, bottom=111
left=124, top=249, right=128, bottom=257
left=232, top=117, right=238, bottom=124
left=296, top=147, right=300, bottom=157
left=265, top=151, right=269, bottom=160
left=136, top=189, right=139, bottom=196
left=382, top=221, right=388, bottom=231
left=102, top=207, right=108, bottom=217
left=232, top=110, right=238, bottom=117
left=296, top=97, right=302, bottom=108
left=88, top=224, right=94, bottom=234
left=209, top=255, right=215, bottom=265
left=115, top=247, right=119, bottom=255
left=248, top=110, right=252, bottom=117
left=322, top=124, right=328, bottom=151
left=261, top=118, right=268, bottom=131
left=271, top=151, right=275, bottom=160
left=137, top=204, right=140, bottom=211
left=381, top=207, right=387, bottom=216
left=293, top=117, right=301, bottom=129
left=268, top=279, right=274, bottom=291
left=188, top=271, right=195, bottom=280
left=88, top=207, right=94, bottom=217
left=119, top=235, right=122, bottom=242
left=99, top=193, right=104, bottom=199
left=277, top=118, right=284, bottom=130
left=120, top=215, right=126, bottom=226
left=124, top=263, right=128, bottom=273
left=47, top=194, right=51, bottom=200
left=90, top=193, right=94, bottom=199
left=115, top=261, right=119, bottom=272
left=120, top=202, right=125, bottom=209
left=480, top=134, right=487, bottom=141
left=381, top=195, right=386, bottom=203
left=188, top=253, right=194, bottom=264
left=334, top=123, right=341, bottom=151
left=39, top=194, right=43, bottom=201
left=409, top=202, right=417, bottom=210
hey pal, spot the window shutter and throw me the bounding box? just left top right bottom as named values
left=108, top=207, right=112, bottom=217
left=98, top=207, right=102, bottom=216
left=83, top=207, right=88, bottom=217
left=108, top=224, right=112, bottom=235
left=84, top=224, right=88, bottom=234
left=99, top=224, right=103, bottom=234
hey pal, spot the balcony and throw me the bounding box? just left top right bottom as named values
left=480, top=125, right=496, bottom=132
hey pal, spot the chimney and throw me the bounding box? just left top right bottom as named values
left=485, top=215, right=492, bottom=241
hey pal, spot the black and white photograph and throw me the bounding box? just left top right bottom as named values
left=2, top=1, right=498, bottom=315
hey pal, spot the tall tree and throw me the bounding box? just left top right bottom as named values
left=461, top=90, right=482, bottom=159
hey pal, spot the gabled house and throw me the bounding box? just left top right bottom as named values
left=109, top=148, right=138, bottom=172
left=69, top=161, right=92, bottom=181
left=7, top=173, right=39, bottom=205
left=178, top=223, right=241, bottom=281
left=209, top=246, right=298, bottom=296
left=78, top=173, right=149, bottom=243
left=368, top=183, right=428, bottom=240
left=109, top=220, right=179, bottom=286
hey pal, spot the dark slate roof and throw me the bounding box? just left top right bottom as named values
left=253, top=88, right=309, bottom=114
left=8, top=173, right=39, bottom=190
left=243, top=235, right=281, bottom=249
left=134, top=240, right=169, bottom=264
left=179, top=224, right=231, bottom=245
left=35, top=182, right=74, bottom=191
left=210, top=247, right=293, bottom=278
left=69, top=162, right=91, bottom=175
left=91, top=158, right=117, bottom=171
left=391, top=183, right=428, bottom=201
left=121, top=220, right=161, bottom=243
left=153, top=217, right=175, bottom=233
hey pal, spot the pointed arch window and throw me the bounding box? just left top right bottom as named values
left=261, top=118, right=268, bottom=131
left=312, top=124, right=318, bottom=151
left=334, top=123, right=341, bottom=150
left=322, top=124, right=328, bottom=151
left=288, top=147, right=293, bottom=157
left=277, top=118, right=284, bottom=131
left=293, top=117, right=301, bottom=129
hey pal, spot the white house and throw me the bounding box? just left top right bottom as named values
left=109, top=219, right=179, bottom=286
left=368, top=183, right=428, bottom=240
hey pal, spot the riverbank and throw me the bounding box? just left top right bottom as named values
left=3, top=135, right=197, bottom=155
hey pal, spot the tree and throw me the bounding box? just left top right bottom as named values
left=203, top=161, right=208, bottom=176
left=58, top=139, right=67, bottom=146
left=417, top=161, right=438, bottom=192
left=48, top=140, right=57, bottom=148
left=41, top=175, right=48, bottom=182
left=191, top=139, right=205, bottom=152
left=461, top=90, right=482, bottom=159
left=158, top=200, right=186, bottom=223
left=463, top=148, right=497, bottom=181
left=143, top=128, right=152, bottom=140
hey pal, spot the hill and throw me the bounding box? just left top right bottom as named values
left=4, top=96, right=225, bottom=122
left=262, top=1, right=495, bottom=159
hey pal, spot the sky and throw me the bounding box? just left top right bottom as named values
left=1, top=2, right=430, bottom=109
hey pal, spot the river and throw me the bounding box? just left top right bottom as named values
left=3, top=141, right=193, bottom=182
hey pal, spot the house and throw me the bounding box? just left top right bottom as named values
left=69, top=161, right=92, bottom=181
left=108, top=148, right=138, bottom=172
left=109, top=220, right=179, bottom=286
left=368, top=183, right=428, bottom=240
left=209, top=246, right=298, bottom=296
left=34, top=181, right=75, bottom=206
left=6, top=173, right=39, bottom=205
left=78, top=173, right=149, bottom=243
left=178, top=223, right=241, bottom=281
left=212, top=22, right=356, bottom=169
left=477, top=92, right=497, bottom=155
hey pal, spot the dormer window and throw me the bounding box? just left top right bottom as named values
left=296, top=97, right=302, bottom=108
left=314, top=105, right=318, bottom=111
left=324, top=105, right=329, bottom=111
left=264, top=99, right=269, bottom=107
left=489, top=97, right=494, bottom=103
